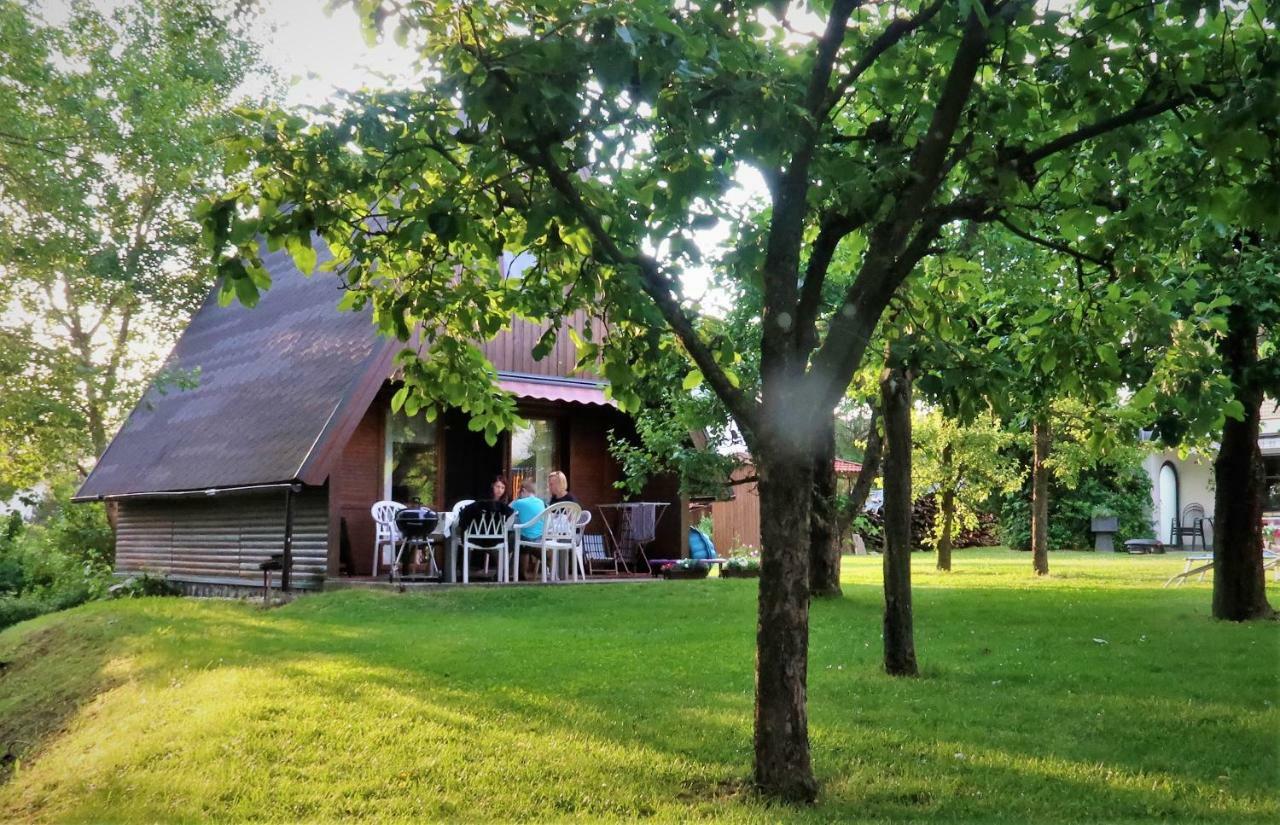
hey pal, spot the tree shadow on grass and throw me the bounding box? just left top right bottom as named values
left=2, top=583, right=1276, bottom=822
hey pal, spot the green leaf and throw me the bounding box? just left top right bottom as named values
left=682, top=370, right=703, bottom=391
left=390, top=386, right=409, bottom=413
left=286, top=233, right=317, bottom=275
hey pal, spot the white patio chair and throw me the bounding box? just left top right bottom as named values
left=461, top=511, right=511, bottom=584
left=513, top=502, right=582, bottom=583
left=571, top=510, right=593, bottom=581
left=370, top=500, right=405, bottom=576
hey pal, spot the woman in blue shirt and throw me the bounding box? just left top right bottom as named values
left=510, top=479, right=546, bottom=578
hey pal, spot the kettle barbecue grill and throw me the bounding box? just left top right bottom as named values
left=391, top=507, right=441, bottom=583
left=395, top=507, right=440, bottom=538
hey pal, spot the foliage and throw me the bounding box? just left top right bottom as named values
left=0, top=0, right=270, bottom=495
left=723, top=555, right=760, bottom=573
left=202, top=0, right=1277, bottom=793
left=1000, top=461, right=1153, bottom=551
left=0, top=480, right=113, bottom=628
left=108, top=573, right=181, bottom=600
left=1, top=555, right=1276, bottom=821
left=912, top=410, right=1022, bottom=549
left=606, top=373, right=739, bottom=498
left=204, top=0, right=1273, bottom=456
left=694, top=515, right=715, bottom=544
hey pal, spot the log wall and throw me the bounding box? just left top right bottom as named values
left=115, top=488, right=329, bottom=587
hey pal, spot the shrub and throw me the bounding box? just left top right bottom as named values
left=1000, top=461, right=1152, bottom=550
left=0, top=479, right=115, bottom=628
left=109, top=573, right=181, bottom=599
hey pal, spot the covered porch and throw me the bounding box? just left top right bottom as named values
left=324, top=372, right=685, bottom=585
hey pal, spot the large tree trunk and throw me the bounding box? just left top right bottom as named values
left=753, top=445, right=818, bottom=801
left=1212, top=306, right=1274, bottom=621
left=937, top=443, right=955, bottom=572
left=1031, top=417, right=1051, bottom=576
left=846, top=405, right=882, bottom=514
left=880, top=363, right=918, bottom=677
left=809, top=415, right=841, bottom=597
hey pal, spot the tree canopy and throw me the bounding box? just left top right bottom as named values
left=0, top=0, right=268, bottom=495
left=206, top=0, right=1278, bottom=801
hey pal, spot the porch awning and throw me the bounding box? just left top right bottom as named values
left=833, top=458, right=863, bottom=476
left=498, top=372, right=617, bottom=408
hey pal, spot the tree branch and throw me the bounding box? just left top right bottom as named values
left=1011, top=93, right=1195, bottom=171
left=823, top=0, right=947, bottom=118
left=808, top=5, right=997, bottom=410
left=995, top=214, right=1115, bottom=276
left=759, top=0, right=859, bottom=317
left=796, top=212, right=864, bottom=354
left=526, top=145, right=759, bottom=432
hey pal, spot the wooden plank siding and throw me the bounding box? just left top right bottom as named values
left=115, top=488, right=328, bottom=586
left=708, top=466, right=762, bottom=551
left=479, top=313, right=599, bottom=378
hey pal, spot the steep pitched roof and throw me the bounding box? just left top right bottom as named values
left=75, top=246, right=396, bottom=500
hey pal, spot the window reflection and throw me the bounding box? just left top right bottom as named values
left=510, top=419, right=556, bottom=499
left=389, top=408, right=437, bottom=506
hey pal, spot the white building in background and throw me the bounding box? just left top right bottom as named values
left=1140, top=401, right=1280, bottom=546
left=1141, top=448, right=1216, bottom=546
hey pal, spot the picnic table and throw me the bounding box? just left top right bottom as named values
left=1164, top=549, right=1280, bottom=588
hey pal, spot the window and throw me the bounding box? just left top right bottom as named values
left=510, top=418, right=557, bottom=499
left=387, top=407, right=438, bottom=506
left=1265, top=456, right=1280, bottom=514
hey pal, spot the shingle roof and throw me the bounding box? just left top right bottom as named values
left=74, top=245, right=396, bottom=499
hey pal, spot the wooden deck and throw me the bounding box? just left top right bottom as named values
left=324, top=574, right=657, bottom=592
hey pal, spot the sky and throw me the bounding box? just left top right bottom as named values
left=257, top=1, right=419, bottom=108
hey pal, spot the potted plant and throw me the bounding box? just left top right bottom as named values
left=1090, top=507, right=1119, bottom=534
left=1090, top=506, right=1120, bottom=552
left=721, top=552, right=761, bottom=579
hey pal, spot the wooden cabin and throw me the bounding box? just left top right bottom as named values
left=74, top=245, right=684, bottom=591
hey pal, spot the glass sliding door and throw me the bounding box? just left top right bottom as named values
left=387, top=408, right=439, bottom=507
left=509, top=418, right=557, bottom=499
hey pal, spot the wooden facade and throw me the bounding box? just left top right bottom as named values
left=320, top=385, right=686, bottom=580
left=87, top=253, right=685, bottom=588
left=115, top=488, right=329, bottom=587
left=705, top=466, right=763, bottom=552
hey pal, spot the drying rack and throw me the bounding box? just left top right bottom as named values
left=595, top=502, right=670, bottom=574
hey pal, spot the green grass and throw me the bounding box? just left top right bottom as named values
left=0, top=548, right=1276, bottom=823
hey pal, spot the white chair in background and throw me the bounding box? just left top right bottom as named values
left=370, top=500, right=405, bottom=576
left=570, top=510, right=593, bottom=582
left=513, top=501, right=582, bottom=583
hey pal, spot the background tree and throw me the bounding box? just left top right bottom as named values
left=0, top=0, right=267, bottom=494
left=210, top=0, right=1274, bottom=799
left=912, top=410, right=1020, bottom=570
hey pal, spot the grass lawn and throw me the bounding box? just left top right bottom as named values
left=1, top=548, right=1277, bottom=823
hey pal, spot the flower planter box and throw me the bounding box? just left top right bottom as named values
left=1091, top=516, right=1119, bottom=533
left=720, top=566, right=760, bottom=579
left=659, top=563, right=710, bottom=580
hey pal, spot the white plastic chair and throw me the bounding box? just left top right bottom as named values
left=462, top=511, right=512, bottom=584
left=370, top=500, right=405, bottom=576
left=571, top=510, right=593, bottom=581
left=513, top=502, right=582, bottom=583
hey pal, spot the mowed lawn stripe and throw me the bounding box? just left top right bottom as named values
left=0, top=549, right=1276, bottom=822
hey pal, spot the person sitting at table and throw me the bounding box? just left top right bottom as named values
left=458, top=475, right=515, bottom=577
left=548, top=470, right=579, bottom=506
left=510, top=478, right=547, bottom=578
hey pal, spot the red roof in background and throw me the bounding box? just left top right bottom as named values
left=498, top=373, right=616, bottom=407
left=833, top=458, right=863, bottom=476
